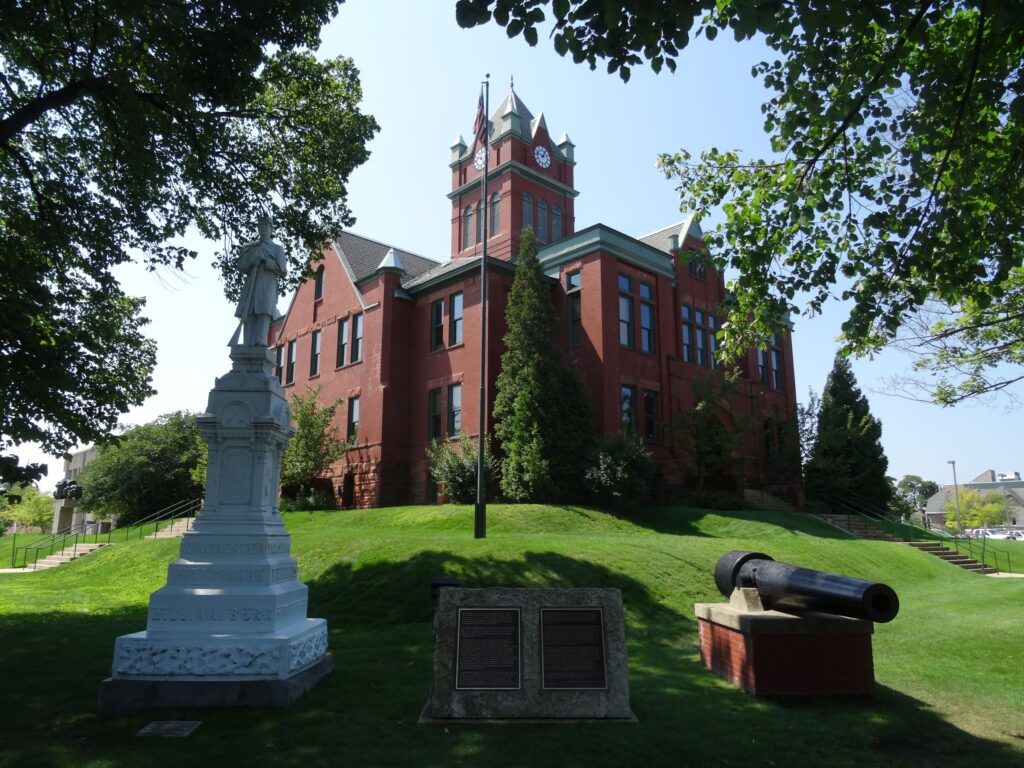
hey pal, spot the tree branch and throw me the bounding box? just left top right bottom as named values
left=797, top=0, right=935, bottom=187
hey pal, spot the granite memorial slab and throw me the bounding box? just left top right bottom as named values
left=423, top=587, right=635, bottom=722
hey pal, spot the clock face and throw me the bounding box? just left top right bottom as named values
left=473, top=147, right=487, bottom=171
left=534, top=145, right=551, bottom=168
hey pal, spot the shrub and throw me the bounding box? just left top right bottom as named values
left=584, top=434, right=654, bottom=507
left=426, top=435, right=499, bottom=503
left=278, top=489, right=337, bottom=512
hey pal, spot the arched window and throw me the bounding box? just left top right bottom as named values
left=552, top=205, right=562, bottom=241
left=313, top=265, right=325, bottom=300
left=537, top=199, right=548, bottom=243
left=489, top=192, right=501, bottom=236
left=476, top=200, right=484, bottom=243
left=463, top=206, right=473, bottom=250
left=522, top=192, right=533, bottom=231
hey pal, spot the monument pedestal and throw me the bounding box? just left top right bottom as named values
left=99, top=345, right=331, bottom=715
left=695, top=589, right=875, bottom=696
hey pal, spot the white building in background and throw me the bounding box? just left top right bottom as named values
left=924, top=469, right=1024, bottom=530
left=51, top=446, right=99, bottom=532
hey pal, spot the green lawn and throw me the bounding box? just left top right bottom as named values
left=0, top=504, right=1021, bottom=768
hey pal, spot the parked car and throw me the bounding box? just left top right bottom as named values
left=977, top=528, right=1013, bottom=540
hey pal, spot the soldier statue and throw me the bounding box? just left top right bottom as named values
left=232, top=215, right=287, bottom=347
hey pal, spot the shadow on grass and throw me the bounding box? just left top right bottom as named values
left=0, top=552, right=1019, bottom=768
left=610, top=504, right=855, bottom=541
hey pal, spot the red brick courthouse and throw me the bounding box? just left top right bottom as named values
left=271, top=88, right=799, bottom=508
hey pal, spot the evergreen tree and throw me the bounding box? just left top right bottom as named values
left=493, top=228, right=593, bottom=502
left=805, top=355, right=891, bottom=510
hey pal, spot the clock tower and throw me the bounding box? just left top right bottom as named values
left=449, top=87, right=578, bottom=262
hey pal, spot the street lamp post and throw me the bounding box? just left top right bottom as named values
left=947, top=460, right=964, bottom=534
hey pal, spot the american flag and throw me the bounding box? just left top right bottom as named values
left=472, top=90, right=488, bottom=146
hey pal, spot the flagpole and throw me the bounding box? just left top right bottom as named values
left=474, top=74, right=490, bottom=540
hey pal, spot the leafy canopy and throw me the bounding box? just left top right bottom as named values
left=944, top=488, right=1010, bottom=531
left=457, top=1, right=1024, bottom=403
left=280, top=385, right=351, bottom=497
left=77, top=412, right=206, bottom=525
left=1, top=0, right=378, bottom=485
left=0, top=485, right=55, bottom=532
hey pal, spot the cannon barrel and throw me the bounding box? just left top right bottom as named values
left=714, top=551, right=899, bottom=623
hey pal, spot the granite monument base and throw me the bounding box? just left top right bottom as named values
left=423, top=587, right=636, bottom=722
left=98, top=653, right=333, bottom=715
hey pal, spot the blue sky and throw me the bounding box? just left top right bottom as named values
left=22, top=2, right=1020, bottom=490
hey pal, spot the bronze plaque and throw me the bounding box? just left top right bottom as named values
left=455, top=608, right=521, bottom=690
left=541, top=608, right=607, bottom=690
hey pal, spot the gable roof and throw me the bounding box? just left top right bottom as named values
left=638, top=215, right=704, bottom=252
left=333, top=230, right=439, bottom=287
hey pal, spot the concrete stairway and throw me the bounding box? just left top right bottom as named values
left=146, top=519, right=192, bottom=539
left=905, top=541, right=998, bottom=575
left=31, top=542, right=109, bottom=570
left=816, top=513, right=897, bottom=541
left=744, top=490, right=795, bottom=513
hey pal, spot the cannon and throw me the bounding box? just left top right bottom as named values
left=713, top=550, right=900, bottom=623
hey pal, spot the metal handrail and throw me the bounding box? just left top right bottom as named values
left=10, top=519, right=112, bottom=569
left=809, top=492, right=1013, bottom=573
left=11, top=497, right=202, bottom=569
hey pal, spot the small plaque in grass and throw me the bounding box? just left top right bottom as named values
left=137, top=720, right=201, bottom=738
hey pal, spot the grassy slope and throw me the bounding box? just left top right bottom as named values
left=0, top=504, right=1021, bottom=768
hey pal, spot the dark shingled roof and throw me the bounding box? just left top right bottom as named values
left=334, top=231, right=440, bottom=287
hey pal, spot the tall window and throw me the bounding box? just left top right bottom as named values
left=347, top=397, right=360, bottom=441
left=643, top=390, right=658, bottom=441
left=522, top=192, right=533, bottom=230
left=639, top=282, right=655, bottom=354
left=687, top=251, right=707, bottom=279
left=286, top=340, right=296, bottom=384
left=552, top=204, right=562, bottom=241
left=621, top=385, right=637, bottom=433
left=350, top=314, right=363, bottom=363
left=447, top=383, right=462, bottom=436
left=313, top=265, right=325, bottom=300
left=618, top=274, right=634, bottom=348
left=770, top=335, right=783, bottom=389
left=567, top=270, right=582, bottom=347
left=537, top=199, right=548, bottom=243
left=275, top=345, right=284, bottom=383
left=695, top=309, right=707, bottom=367
left=490, top=192, right=501, bottom=236
left=758, top=348, right=769, bottom=386
left=476, top=199, right=484, bottom=244
left=430, top=299, right=444, bottom=351
left=449, top=292, right=463, bottom=345
left=428, top=388, right=442, bottom=439
left=336, top=318, right=349, bottom=367
left=463, top=206, right=473, bottom=250
left=681, top=304, right=693, bottom=363
left=708, top=315, right=719, bottom=369
left=309, top=330, right=321, bottom=377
